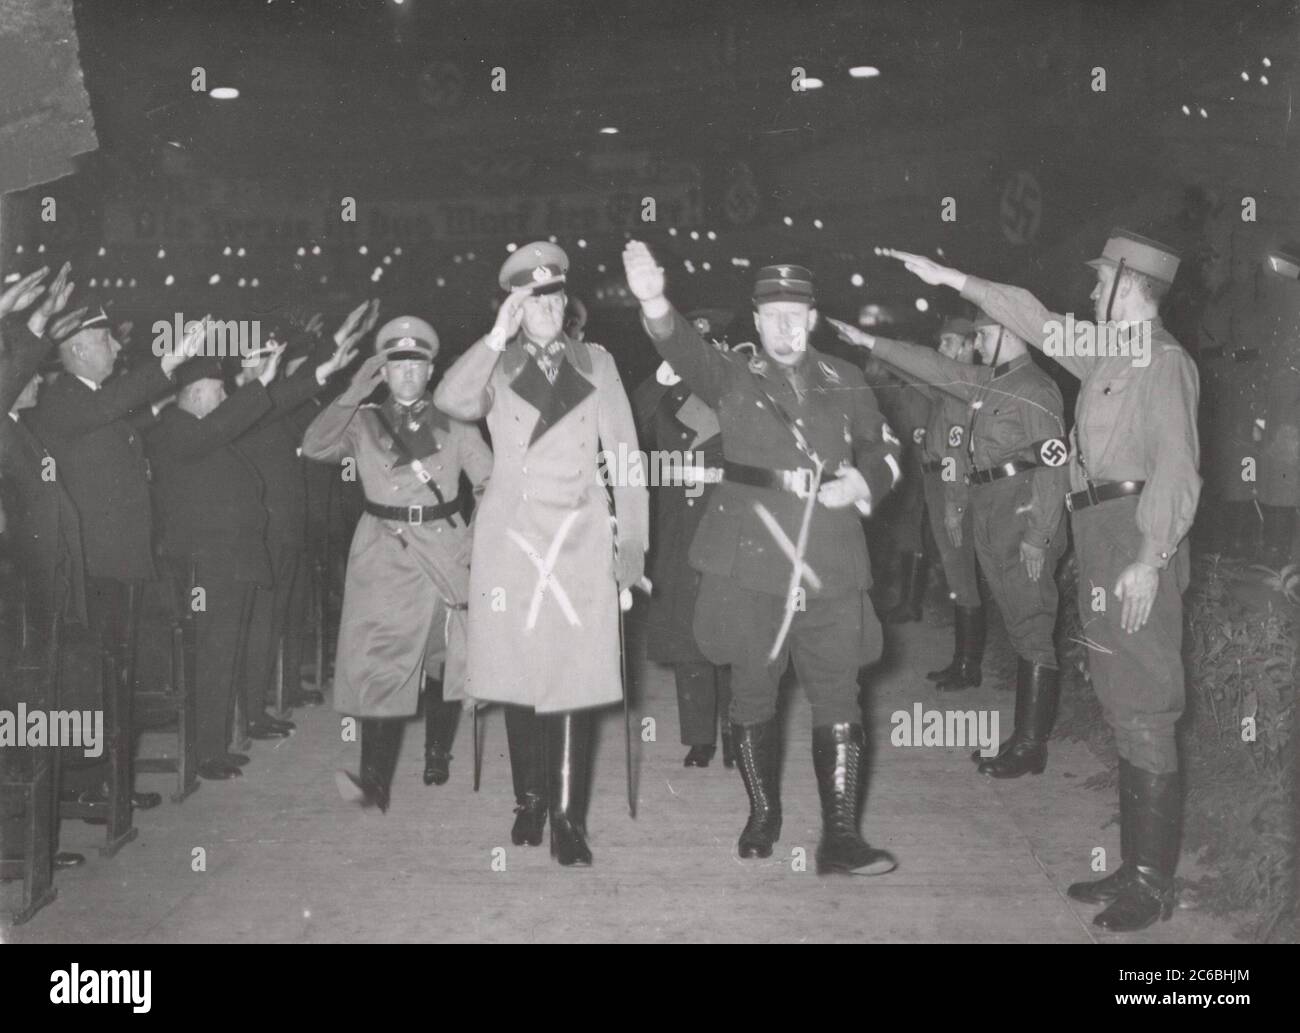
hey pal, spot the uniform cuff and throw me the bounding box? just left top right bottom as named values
left=1137, top=538, right=1173, bottom=569
left=641, top=308, right=675, bottom=341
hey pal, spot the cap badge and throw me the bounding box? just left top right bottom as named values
left=532, top=266, right=550, bottom=283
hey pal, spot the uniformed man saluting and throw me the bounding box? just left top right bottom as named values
left=625, top=242, right=900, bottom=876
left=881, top=230, right=1201, bottom=932
left=871, top=317, right=985, bottom=689
left=435, top=243, right=647, bottom=867
left=302, top=315, right=492, bottom=813
left=831, top=309, right=1070, bottom=780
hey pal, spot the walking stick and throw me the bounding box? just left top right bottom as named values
left=609, top=505, right=638, bottom=819
left=472, top=702, right=482, bottom=792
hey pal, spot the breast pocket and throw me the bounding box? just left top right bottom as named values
left=1083, top=371, right=1140, bottom=443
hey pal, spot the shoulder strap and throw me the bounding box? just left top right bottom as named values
left=369, top=407, right=448, bottom=508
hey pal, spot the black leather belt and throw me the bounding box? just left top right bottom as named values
left=723, top=459, right=817, bottom=496
left=365, top=495, right=461, bottom=526
left=967, top=459, right=1040, bottom=484
left=1065, top=480, right=1145, bottom=513
left=921, top=459, right=945, bottom=474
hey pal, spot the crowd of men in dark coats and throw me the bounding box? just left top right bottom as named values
left=0, top=263, right=380, bottom=871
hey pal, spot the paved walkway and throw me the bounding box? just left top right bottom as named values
left=4, top=609, right=1241, bottom=943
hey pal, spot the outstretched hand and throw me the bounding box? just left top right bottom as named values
left=0, top=267, right=50, bottom=319
left=875, top=247, right=966, bottom=291
left=826, top=317, right=875, bottom=350
left=26, top=263, right=75, bottom=338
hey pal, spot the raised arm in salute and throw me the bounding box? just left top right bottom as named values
left=626, top=240, right=899, bottom=878
left=882, top=232, right=1201, bottom=933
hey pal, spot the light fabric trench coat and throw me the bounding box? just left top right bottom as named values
left=301, top=394, right=492, bottom=717
left=435, top=332, right=649, bottom=712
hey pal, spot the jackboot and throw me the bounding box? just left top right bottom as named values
left=884, top=552, right=928, bottom=623
left=1068, top=758, right=1139, bottom=904
left=547, top=710, right=593, bottom=867
left=422, top=677, right=459, bottom=786
left=812, top=723, right=897, bottom=875
left=975, top=659, right=1059, bottom=777
left=1095, top=765, right=1181, bottom=932
left=732, top=718, right=782, bottom=858
left=929, top=604, right=985, bottom=691
left=505, top=704, right=547, bottom=846
left=335, top=717, right=404, bottom=813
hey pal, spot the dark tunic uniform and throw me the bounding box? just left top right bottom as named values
left=235, top=361, right=330, bottom=719
left=149, top=382, right=276, bottom=767
left=865, top=365, right=929, bottom=556
left=871, top=337, right=1069, bottom=668
left=963, top=277, right=1201, bottom=774
left=874, top=359, right=980, bottom=608
left=633, top=372, right=731, bottom=747
left=642, top=308, right=901, bottom=727
left=0, top=326, right=85, bottom=629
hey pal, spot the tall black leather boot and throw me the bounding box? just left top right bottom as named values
left=885, top=552, right=928, bottom=623
left=335, top=717, right=404, bottom=813
left=812, top=723, right=897, bottom=875
left=929, top=604, right=985, bottom=691
left=732, top=718, right=782, bottom=858
left=547, top=710, right=593, bottom=866
left=976, top=659, right=1059, bottom=777
left=422, top=677, right=459, bottom=786
left=505, top=704, right=546, bottom=846
left=1095, top=765, right=1181, bottom=931
left=1068, top=758, right=1139, bottom=904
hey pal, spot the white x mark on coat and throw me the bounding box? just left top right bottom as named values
left=508, top=510, right=583, bottom=631
left=753, top=503, right=823, bottom=592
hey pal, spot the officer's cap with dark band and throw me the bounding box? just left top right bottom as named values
left=375, top=315, right=438, bottom=362
left=1086, top=229, right=1181, bottom=285
left=753, top=265, right=815, bottom=306
left=499, top=241, right=569, bottom=295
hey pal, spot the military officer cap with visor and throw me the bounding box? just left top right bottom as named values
left=375, top=315, right=439, bottom=362
left=499, top=241, right=569, bottom=295
left=753, top=264, right=815, bottom=306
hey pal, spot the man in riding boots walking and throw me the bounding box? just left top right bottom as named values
left=303, top=313, right=491, bottom=812
left=626, top=242, right=901, bottom=876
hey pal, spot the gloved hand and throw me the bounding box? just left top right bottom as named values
left=614, top=540, right=646, bottom=595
